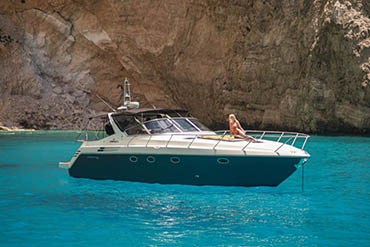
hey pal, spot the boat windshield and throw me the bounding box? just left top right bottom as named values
left=122, top=117, right=211, bottom=135
left=171, top=118, right=198, bottom=132
left=144, top=119, right=180, bottom=134
left=188, top=118, right=210, bottom=131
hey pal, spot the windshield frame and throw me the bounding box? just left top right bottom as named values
left=170, top=118, right=199, bottom=132
left=144, top=118, right=181, bottom=134
left=118, top=116, right=212, bottom=136
left=187, top=117, right=211, bottom=132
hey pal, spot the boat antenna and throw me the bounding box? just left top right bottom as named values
left=123, top=78, right=131, bottom=104
left=95, top=94, right=116, bottom=112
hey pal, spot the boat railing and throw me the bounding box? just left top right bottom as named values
left=122, top=130, right=310, bottom=152
left=213, top=130, right=310, bottom=151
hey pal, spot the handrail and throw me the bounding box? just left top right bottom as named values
left=165, top=134, right=174, bottom=148
left=291, top=133, right=299, bottom=146
left=302, top=136, right=309, bottom=150
left=126, top=135, right=137, bottom=147
left=242, top=139, right=253, bottom=152
left=274, top=136, right=293, bottom=154
left=277, top=132, right=284, bottom=142
left=259, top=132, right=266, bottom=140
left=187, top=135, right=197, bottom=148
left=212, top=131, right=228, bottom=150
left=121, top=129, right=310, bottom=152
left=145, top=135, right=152, bottom=148
left=214, top=130, right=310, bottom=149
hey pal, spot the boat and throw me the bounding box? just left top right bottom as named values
left=59, top=79, right=310, bottom=187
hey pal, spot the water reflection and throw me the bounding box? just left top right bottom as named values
left=39, top=178, right=312, bottom=246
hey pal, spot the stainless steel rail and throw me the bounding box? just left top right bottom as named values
left=231, top=130, right=310, bottom=150
left=109, top=117, right=310, bottom=153
left=123, top=130, right=310, bottom=152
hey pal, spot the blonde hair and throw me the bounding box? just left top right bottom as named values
left=229, top=114, right=236, bottom=120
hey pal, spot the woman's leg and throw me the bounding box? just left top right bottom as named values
left=237, top=128, right=256, bottom=142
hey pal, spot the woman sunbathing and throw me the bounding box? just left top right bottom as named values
left=228, top=114, right=257, bottom=142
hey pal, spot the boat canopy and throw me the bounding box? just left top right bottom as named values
left=89, top=108, right=189, bottom=119
left=112, top=108, right=190, bottom=117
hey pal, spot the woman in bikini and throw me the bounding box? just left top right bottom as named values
left=228, top=114, right=257, bottom=142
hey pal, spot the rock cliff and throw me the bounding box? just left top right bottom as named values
left=0, top=0, right=369, bottom=134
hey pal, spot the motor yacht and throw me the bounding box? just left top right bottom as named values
left=59, top=80, right=310, bottom=187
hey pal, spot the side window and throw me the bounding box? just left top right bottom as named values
left=145, top=120, right=163, bottom=134
left=125, top=124, right=147, bottom=135
left=112, top=115, right=134, bottom=131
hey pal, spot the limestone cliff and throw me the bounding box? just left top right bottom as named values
left=0, top=0, right=369, bottom=134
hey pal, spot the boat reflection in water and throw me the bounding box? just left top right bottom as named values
left=60, top=80, right=310, bottom=187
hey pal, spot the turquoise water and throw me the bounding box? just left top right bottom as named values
left=0, top=131, right=369, bottom=247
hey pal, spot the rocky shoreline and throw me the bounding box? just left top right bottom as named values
left=0, top=122, right=34, bottom=131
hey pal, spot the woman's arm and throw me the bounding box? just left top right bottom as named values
left=236, top=120, right=245, bottom=133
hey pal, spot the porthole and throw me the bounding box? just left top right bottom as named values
left=170, top=157, right=181, bottom=164
left=129, top=156, right=138, bottom=163
left=217, top=158, right=229, bottom=165
left=146, top=156, right=156, bottom=163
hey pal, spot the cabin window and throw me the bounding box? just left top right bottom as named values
left=146, top=156, right=156, bottom=163
left=111, top=114, right=136, bottom=131
left=126, top=125, right=148, bottom=135
left=170, top=157, right=181, bottom=164
left=129, top=156, right=138, bottom=163
left=217, top=158, right=229, bottom=165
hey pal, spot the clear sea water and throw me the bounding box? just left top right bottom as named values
left=0, top=131, right=369, bottom=247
